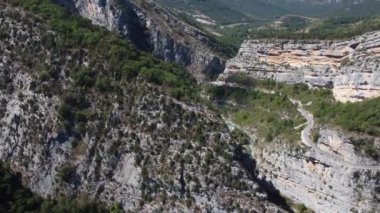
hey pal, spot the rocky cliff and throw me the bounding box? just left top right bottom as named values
left=56, top=0, right=225, bottom=82
left=219, top=31, right=380, bottom=102
left=224, top=99, right=380, bottom=213
left=0, top=2, right=285, bottom=212
left=249, top=102, right=380, bottom=213
left=254, top=141, right=380, bottom=213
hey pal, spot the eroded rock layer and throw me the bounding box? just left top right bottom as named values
left=220, top=32, right=380, bottom=102
left=255, top=146, right=380, bottom=213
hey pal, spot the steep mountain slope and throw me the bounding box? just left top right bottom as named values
left=55, top=0, right=226, bottom=82
left=0, top=162, right=121, bottom=212
left=0, top=1, right=287, bottom=212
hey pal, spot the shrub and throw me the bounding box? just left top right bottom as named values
left=225, top=73, right=255, bottom=87
left=57, top=103, right=72, bottom=120
left=71, top=68, right=95, bottom=88
left=95, top=77, right=112, bottom=92
left=38, top=70, right=51, bottom=81
left=57, top=164, right=76, bottom=183
left=296, top=203, right=309, bottom=213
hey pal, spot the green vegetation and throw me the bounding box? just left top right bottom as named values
left=274, top=84, right=380, bottom=137
left=205, top=83, right=305, bottom=144
left=295, top=203, right=313, bottom=213
left=156, top=0, right=254, bottom=24
left=211, top=25, right=251, bottom=57
left=190, top=14, right=380, bottom=57
left=158, top=0, right=380, bottom=22
left=249, top=16, right=380, bottom=40
left=6, top=0, right=198, bottom=101
left=317, top=99, right=380, bottom=136
left=175, top=11, right=240, bottom=58
left=225, top=73, right=255, bottom=87
left=233, top=76, right=380, bottom=137
left=176, top=12, right=380, bottom=58
left=206, top=74, right=380, bottom=153
left=312, top=131, right=320, bottom=143
left=0, top=162, right=123, bottom=213
left=157, top=0, right=380, bottom=51
left=56, top=92, right=92, bottom=131
left=280, top=16, right=310, bottom=31
left=57, top=164, right=77, bottom=183
left=351, top=138, right=379, bottom=160
left=4, top=0, right=204, bottom=142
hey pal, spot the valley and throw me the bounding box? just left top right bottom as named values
left=155, top=0, right=380, bottom=55
left=0, top=0, right=379, bottom=212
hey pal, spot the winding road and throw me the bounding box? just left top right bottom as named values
left=221, top=91, right=380, bottom=170
left=289, top=98, right=380, bottom=171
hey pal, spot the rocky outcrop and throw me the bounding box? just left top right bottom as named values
left=220, top=31, right=380, bottom=102
left=317, top=128, right=379, bottom=165
left=56, top=0, right=225, bottom=82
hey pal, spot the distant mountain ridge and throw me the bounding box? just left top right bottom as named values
left=156, top=0, right=380, bottom=22
left=262, top=0, right=377, bottom=16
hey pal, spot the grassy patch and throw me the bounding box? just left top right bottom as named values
left=237, top=76, right=380, bottom=137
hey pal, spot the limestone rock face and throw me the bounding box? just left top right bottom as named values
left=56, top=0, right=225, bottom=82
left=220, top=32, right=380, bottom=102
left=254, top=141, right=380, bottom=213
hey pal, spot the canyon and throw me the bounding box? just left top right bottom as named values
left=1, top=0, right=379, bottom=212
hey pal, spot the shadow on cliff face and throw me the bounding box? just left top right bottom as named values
left=234, top=146, right=294, bottom=212
left=54, top=0, right=152, bottom=51
left=47, top=130, right=80, bottom=146
left=203, top=57, right=226, bottom=81
left=55, top=0, right=77, bottom=12
left=118, top=1, right=153, bottom=52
